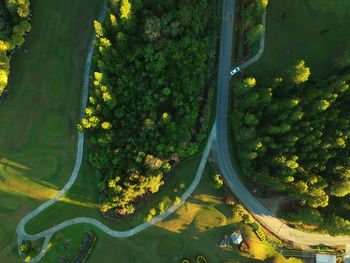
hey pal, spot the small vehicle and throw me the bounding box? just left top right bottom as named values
left=230, top=66, right=241, bottom=76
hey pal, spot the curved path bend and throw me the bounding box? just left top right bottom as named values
left=216, top=0, right=350, bottom=247
left=17, top=124, right=216, bottom=262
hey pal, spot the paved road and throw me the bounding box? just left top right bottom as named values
left=215, top=0, right=350, bottom=247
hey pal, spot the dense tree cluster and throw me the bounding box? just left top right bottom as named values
left=232, top=54, right=350, bottom=233
left=240, top=0, right=267, bottom=49
left=0, top=0, right=31, bottom=96
left=80, top=0, right=211, bottom=216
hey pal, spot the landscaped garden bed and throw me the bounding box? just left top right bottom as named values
left=196, top=255, right=208, bottom=263
left=74, top=231, right=97, bottom=263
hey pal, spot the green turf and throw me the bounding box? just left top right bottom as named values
left=42, top=166, right=294, bottom=263
left=25, top=155, right=201, bottom=233
left=247, top=0, right=350, bottom=81
left=0, top=1, right=104, bottom=261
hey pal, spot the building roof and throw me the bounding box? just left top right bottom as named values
left=316, top=254, right=336, bottom=263
left=230, top=232, right=243, bottom=244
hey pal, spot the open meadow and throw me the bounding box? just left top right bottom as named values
left=248, top=0, right=350, bottom=80
left=0, top=1, right=103, bottom=261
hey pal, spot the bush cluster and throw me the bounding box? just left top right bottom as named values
left=0, top=0, right=31, bottom=96
left=74, top=231, right=97, bottom=263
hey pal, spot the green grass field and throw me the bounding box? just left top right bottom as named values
left=0, top=1, right=104, bottom=261
left=247, top=0, right=350, bottom=81
left=42, top=167, right=297, bottom=263
left=25, top=155, right=201, bottom=233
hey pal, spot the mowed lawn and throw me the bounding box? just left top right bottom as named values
left=0, top=0, right=103, bottom=262
left=42, top=167, right=296, bottom=263
left=247, top=0, right=350, bottom=81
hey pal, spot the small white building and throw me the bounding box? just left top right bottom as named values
left=230, top=232, right=243, bottom=245
left=316, top=254, right=336, bottom=263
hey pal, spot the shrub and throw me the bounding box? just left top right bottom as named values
left=149, top=208, right=156, bottom=216
left=290, top=60, right=311, bottom=84
left=174, top=196, right=181, bottom=205
left=233, top=204, right=255, bottom=224
left=158, top=201, right=165, bottom=215
left=145, top=214, right=153, bottom=222
left=196, top=255, right=208, bottom=263
left=224, top=195, right=235, bottom=206
left=212, top=174, right=223, bottom=189
left=20, top=241, right=31, bottom=254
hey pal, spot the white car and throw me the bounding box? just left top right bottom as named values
left=230, top=67, right=241, bottom=76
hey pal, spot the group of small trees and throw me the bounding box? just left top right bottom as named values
left=144, top=197, right=180, bottom=222
left=81, top=0, right=211, bottom=217
left=0, top=0, right=31, bottom=96
left=240, top=0, right=268, bottom=53
left=212, top=173, right=223, bottom=189
left=20, top=240, right=38, bottom=262
left=232, top=55, right=350, bottom=234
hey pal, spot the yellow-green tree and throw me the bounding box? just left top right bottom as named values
left=292, top=60, right=311, bottom=84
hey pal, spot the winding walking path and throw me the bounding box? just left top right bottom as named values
left=216, top=0, right=350, bottom=247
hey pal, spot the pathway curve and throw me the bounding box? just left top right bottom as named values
left=216, top=0, right=350, bottom=247
left=18, top=124, right=216, bottom=262
left=15, top=2, right=216, bottom=261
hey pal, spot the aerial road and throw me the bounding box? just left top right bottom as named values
left=215, top=0, right=350, bottom=247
